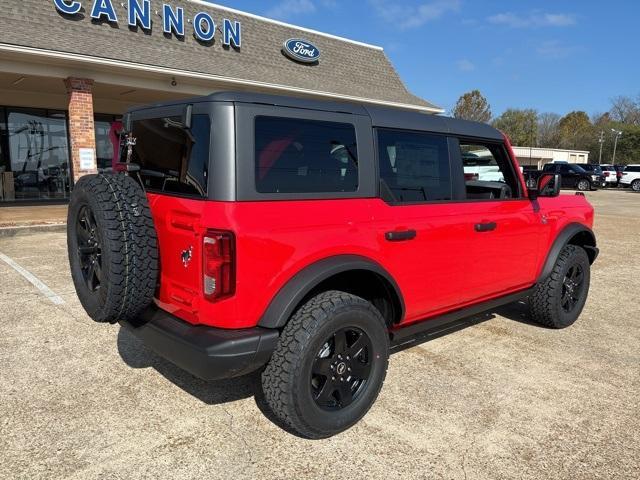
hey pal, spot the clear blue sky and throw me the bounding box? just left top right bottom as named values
left=208, top=0, right=638, bottom=117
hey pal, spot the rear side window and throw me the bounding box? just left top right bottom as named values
left=255, top=116, right=358, bottom=194
left=127, top=114, right=210, bottom=198
left=377, top=129, right=451, bottom=203
left=628, top=166, right=640, bottom=172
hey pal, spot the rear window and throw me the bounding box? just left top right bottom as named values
left=254, top=116, right=358, bottom=194
left=126, top=114, right=211, bottom=198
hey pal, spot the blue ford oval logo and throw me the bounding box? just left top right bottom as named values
left=283, top=38, right=320, bottom=64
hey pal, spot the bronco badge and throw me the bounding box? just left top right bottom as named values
left=181, top=246, right=193, bottom=268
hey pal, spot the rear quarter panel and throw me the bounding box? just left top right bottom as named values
left=152, top=198, right=389, bottom=329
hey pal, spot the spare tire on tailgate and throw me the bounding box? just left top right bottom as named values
left=67, top=173, right=158, bottom=323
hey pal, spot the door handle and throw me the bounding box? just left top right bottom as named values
left=385, top=230, right=417, bottom=242
left=475, top=222, right=497, bottom=232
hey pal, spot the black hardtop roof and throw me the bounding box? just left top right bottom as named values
left=127, top=92, right=503, bottom=141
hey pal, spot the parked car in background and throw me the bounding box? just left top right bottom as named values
left=601, top=164, right=619, bottom=187
left=462, top=151, right=505, bottom=182
left=620, top=165, right=640, bottom=191
left=527, top=163, right=605, bottom=191
left=576, top=164, right=617, bottom=187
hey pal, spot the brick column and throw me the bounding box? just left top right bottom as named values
left=65, top=77, right=97, bottom=182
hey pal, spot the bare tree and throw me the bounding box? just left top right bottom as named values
left=537, top=112, right=561, bottom=148
left=609, top=95, right=640, bottom=125
left=452, top=90, right=492, bottom=123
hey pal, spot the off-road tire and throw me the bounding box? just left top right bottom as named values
left=67, top=173, right=158, bottom=323
left=631, top=179, right=640, bottom=192
left=529, top=245, right=590, bottom=329
left=577, top=179, right=591, bottom=191
left=262, top=291, right=389, bottom=439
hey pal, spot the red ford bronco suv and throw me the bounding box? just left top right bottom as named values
left=67, top=92, right=598, bottom=439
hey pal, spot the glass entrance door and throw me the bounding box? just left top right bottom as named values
left=4, top=108, right=71, bottom=203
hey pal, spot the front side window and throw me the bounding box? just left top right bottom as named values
left=377, top=129, right=451, bottom=203
left=460, top=142, right=520, bottom=200
left=127, top=114, right=210, bottom=198
left=255, top=116, right=358, bottom=194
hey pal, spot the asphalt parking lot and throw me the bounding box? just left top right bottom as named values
left=1, top=189, right=639, bottom=480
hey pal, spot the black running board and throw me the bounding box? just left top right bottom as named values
left=390, top=287, right=534, bottom=349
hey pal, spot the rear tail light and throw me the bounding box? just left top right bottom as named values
left=203, top=230, right=235, bottom=302
left=604, top=171, right=610, bottom=177
left=464, top=173, right=479, bottom=181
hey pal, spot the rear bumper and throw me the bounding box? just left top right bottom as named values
left=120, top=306, right=279, bottom=381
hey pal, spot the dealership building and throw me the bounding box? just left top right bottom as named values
left=0, top=0, right=440, bottom=205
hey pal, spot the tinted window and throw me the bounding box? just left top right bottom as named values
left=0, top=107, right=7, bottom=178
left=5, top=108, right=71, bottom=203
left=377, top=129, right=450, bottom=202
left=127, top=114, right=210, bottom=198
left=460, top=142, right=519, bottom=200
left=255, top=116, right=358, bottom=194
left=627, top=166, right=640, bottom=172
left=95, top=114, right=121, bottom=171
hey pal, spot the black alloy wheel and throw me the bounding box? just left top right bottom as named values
left=312, top=327, right=373, bottom=411
left=67, top=173, right=158, bottom=323
left=262, top=290, right=389, bottom=439
left=561, top=264, right=585, bottom=313
left=528, top=244, right=591, bottom=329
left=76, top=205, right=103, bottom=292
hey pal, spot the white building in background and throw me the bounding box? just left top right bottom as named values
left=512, top=147, right=590, bottom=169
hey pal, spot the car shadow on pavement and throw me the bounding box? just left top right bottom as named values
left=116, top=327, right=256, bottom=405
left=116, top=327, right=303, bottom=435
left=390, top=301, right=544, bottom=353
left=493, top=300, right=541, bottom=327
left=115, top=303, right=544, bottom=437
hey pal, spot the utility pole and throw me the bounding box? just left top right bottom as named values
left=598, top=131, right=604, bottom=164
left=611, top=129, right=623, bottom=165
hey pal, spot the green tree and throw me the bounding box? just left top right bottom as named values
left=557, top=111, right=594, bottom=150
left=452, top=90, right=492, bottom=123
left=607, top=123, right=640, bottom=165
left=492, top=109, right=538, bottom=146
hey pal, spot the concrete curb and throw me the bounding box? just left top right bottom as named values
left=0, top=224, right=66, bottom=238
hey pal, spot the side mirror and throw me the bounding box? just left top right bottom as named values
left=528, top=173, right=561, bottom=199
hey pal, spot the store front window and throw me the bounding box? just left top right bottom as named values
left=2, top=108, right=71, bottom=203
left=95, top=114, right=122, bottom=171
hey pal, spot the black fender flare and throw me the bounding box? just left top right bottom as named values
left=258, top=255, right=405, bottom=329
left=538, top=223, right=598, bottom=282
